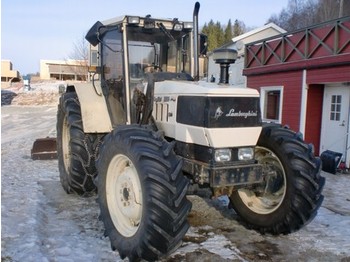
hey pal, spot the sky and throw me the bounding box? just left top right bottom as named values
left=1, top=0, right=289, bottom=75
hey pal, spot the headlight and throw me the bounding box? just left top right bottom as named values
left=238, top=147, right=254, bottom=161
left=173, top=22, right=183, bottom=31
left=172, top=18, right=183, bottom=31
left=215, top=149, right=232, bottom=162
left=127, top=16, right=140, bottom=25
left=183, top=22, right=193, bottom=29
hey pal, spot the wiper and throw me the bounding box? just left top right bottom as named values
left=156, top=22, right=175, bottom=41
left=97, top=26, right=122, bottom=53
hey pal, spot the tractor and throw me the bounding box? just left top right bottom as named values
left=56, top=2, right=325, bottom=261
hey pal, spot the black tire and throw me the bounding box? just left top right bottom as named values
left=230, top=124, right=325, bottom=234
left=57, top=92, right=101, bottom=195
left=97, top=125, right=191, bottom=261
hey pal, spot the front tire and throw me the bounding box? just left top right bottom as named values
left=230, top=124, right=325, bottom=234
left=97, top=125, right=191, bottom=261
left=57, top=92, right=101, bottom=195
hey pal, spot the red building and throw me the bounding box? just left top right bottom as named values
left=243, top=17, right=350, bottom=167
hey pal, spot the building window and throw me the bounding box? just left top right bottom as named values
left=90, top=50, right=98, bottom=66
left=260, top=86, right=283, bottom=123
left=330, top=95, right=341, bottom=121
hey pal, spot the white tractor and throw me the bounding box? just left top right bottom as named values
left=56, top=2, right=325, bottom=261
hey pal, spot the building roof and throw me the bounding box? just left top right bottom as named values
left=210, top=22, right=286, bottom=54
left=232, top=22, right=286, bottom=43
left=40, top=59, right=86, bottom=66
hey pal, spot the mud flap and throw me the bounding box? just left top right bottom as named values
left=31, top=137, right=57, bottom=160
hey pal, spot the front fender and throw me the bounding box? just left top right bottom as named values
left=70, top=82, right=112, bottom=133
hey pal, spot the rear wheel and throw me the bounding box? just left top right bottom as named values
left=57, top=92, right=101, bottom=195
left=230, top=124, right=325, bottom=234
left=97, top=125, right=191, bottom=261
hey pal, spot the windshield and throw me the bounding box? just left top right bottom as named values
left=127, top=25, right=191, bottom=82
left=125, top=24, right=192, bottom=123
left=128, top=41, right=159, bottom=79
left=98, top=22, right=193, bottom=125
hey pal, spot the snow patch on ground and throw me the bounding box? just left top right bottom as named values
left=1, top=83, right=350, bottom=261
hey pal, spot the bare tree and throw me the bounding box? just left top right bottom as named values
left=267, top=0, right=349, bottom=32
left=70, top=34, right=89, bottom=61
left=316, top=0, right=338, bottom=21
left=315, top=0, right=350, bottom=21
left=66, top=34, right=89, bottom=81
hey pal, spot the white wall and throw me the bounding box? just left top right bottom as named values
left=207, top=23, right=285, bottom=87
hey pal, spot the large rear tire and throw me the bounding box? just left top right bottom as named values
left=97, top=125, right=191, bottom=261
left=57, top=92, right=101, bottom=195
left=230, top=124, right=325, bottom=234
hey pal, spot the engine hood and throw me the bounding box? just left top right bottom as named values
left=152, top=80, right=262, bottom=148
left=154, top=80, right=260, bottom=97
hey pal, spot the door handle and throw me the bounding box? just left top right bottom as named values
left=340, top=120, right=345, bottom=126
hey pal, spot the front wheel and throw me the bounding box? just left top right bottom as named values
left=230, top=124, right=325, bottom=234
left=97, top=125, right=191, bottom=261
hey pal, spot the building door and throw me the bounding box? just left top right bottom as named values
left=320, top=84, right=350, bottom=166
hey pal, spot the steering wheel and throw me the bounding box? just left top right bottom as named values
left=144, top=65, right=162, bottom=73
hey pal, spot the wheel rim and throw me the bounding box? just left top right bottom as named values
left=62, top=116, right=71, bottom=173
left=237, top=146, right=286, bottom=215
left=106, top=154, right=143, bottom=237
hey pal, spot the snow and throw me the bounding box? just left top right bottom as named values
left=287, top=173, right=350, bottom=256
left=1, top=82, right=350, bottom=261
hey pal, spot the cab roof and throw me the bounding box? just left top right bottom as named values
left=101, top=15, right=191, bottom=27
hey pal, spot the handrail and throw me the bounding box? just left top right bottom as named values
left=245, top=16, right=350, bottom=69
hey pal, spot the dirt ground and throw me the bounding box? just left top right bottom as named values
left=2, top=82, right=350, bottom=261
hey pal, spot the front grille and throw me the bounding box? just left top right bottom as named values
left=177, top=96, right=261, bottom=128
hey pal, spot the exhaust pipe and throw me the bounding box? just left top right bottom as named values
left=193, top=2, right=200, bottom=81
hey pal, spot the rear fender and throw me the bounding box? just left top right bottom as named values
left=70, top=82, right=112, bottom=133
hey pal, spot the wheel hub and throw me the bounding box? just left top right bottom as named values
left=237, top=146, right=286, bottom=214
left=106, top=155, right=143, bottom=237
left=116, top=167, right=142, bottom=223
left=122, top=187, right=130, bottom=201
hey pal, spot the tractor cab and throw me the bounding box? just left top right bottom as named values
left=85, top=15, right=205, bottom=125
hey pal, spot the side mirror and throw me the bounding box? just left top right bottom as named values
left=85, top=21, right=104, bottom=46
left=199, top=33, right=208, bottom=56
